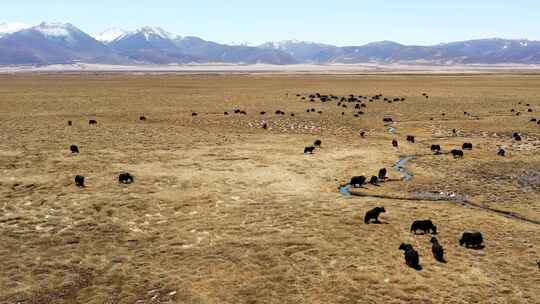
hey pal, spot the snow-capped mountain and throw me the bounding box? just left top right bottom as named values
left=1, top=21, right=540, bottom=65
left=93, top=28, right=128, bottom=43
left=0, top=22, right=123, bottom=65
left=131, top=26, right=178, bottom=40
left=259, top=40, right=339, bottom=63
left=172, top=36, right=297, bottom=64
left=107, top=27, right=296, bottom=64
left=107, top=26, right=194, bottom=64
left=0, top=22, right=32, bottom=37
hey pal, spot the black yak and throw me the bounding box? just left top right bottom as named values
left=364, top=207, right=385, bottom=224
left=451, top=149, right=464, bottom=158
left=70, top=145, right=80, bottom=154
left=459, top=232, right=484, bottom=248
left=74, top=175, right=85, bottom=187
left=369, top=176, right=379, bottom=185
left=399, top=243, right=421, bottom=270
left=378, top=168, right=387, bottom=180
left=430, top=237, right=445, bottom=263
left=119, top=172, right=134, bottom=184
left=350, top=176, right=366, bottom=188
left=462, top=143, right=473, bottom=150
left=411, top=220, right=437, bottom=235
left=304, top=146, right=315, bottom=154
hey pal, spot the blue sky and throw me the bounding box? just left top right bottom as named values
left=2, top=0, right=539, bottom=46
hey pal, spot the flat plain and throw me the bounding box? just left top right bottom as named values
left=0, top=74, right=539, bottom=304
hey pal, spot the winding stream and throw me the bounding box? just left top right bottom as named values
left=393, top=156, right=415, bottom=181
left=339, top=155, right=415, bottom=197
left=336, top=127, right=540, bottom=225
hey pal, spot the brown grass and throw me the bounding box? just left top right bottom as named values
left=0, top=74, right=539, bottom=304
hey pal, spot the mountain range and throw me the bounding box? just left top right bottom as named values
left=1, top=22, right=540, bottom=65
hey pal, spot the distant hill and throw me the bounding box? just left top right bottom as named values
left=1, top=22, right=539, bottom=65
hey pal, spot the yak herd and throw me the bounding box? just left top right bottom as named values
left=293, top=91, right=537, bottom=271
left=69, top=120, right=134, bottom=188
left=64, top=90, right=538, bottom=272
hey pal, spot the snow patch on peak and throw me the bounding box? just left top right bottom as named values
left=229, top=41, right=254, bottom=47
left=34, top=22, right=76, bottom=38
left=136, top=26, right=178, bottom=40
left=261, top=39, right=327, bottom=49
left=94, top=28, right=127, bottom=42
left=0, top=22, right=32, bottom=37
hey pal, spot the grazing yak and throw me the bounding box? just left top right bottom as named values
left=430, top=144, right=441, bottom=154
left=392, top=139, right=399, bottom=147
left=262, top=123, right=268, bottom=130
left=118, top=172, right=134, bottom=184
left=411, top=220, right=437, bottom=235
left=369, top=176, right=379, bottom=185
left=74, top=175, right=85, bottom=187
left=513, top=133, right=522, bottom=141
left=70, top=145, right=80, bottom=154
left=383, top=117, right=393, bottom=123
left=364, top=207, right=385, bottom=224
left=498, top=148, right=506, bottom=157
left=378, top=168, right=387, bottom=180
left=192, top=112, right=198, bottom=116
left=89, top=119, right=98, bottom=125
left=140, top=116, right=146, bottom=121
left=406, top=135, right=415, bottom=143
left=399, top=243, right=421, bottom=270
left=459, top=232, right=484, bottom=248
left=462, top=142, right=473, bottom=150
left=224, top=112, right=229, bottom=115
left=360, top=131, right=366, bottom=138
left=451, top=149, right=464, bottom=158
left=350, top=176, right=366, bottom=188
left=430, top=237, right=445, bottom=263
left=68, top=120, right=72, bottom=126
left=304, top=146, right=315, bottom=154
left=260, top=111, right=266, bottom=115
left=314, top=139, right=322, bottom=148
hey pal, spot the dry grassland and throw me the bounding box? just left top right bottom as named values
left=0, top=74, right=539, bottom=303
